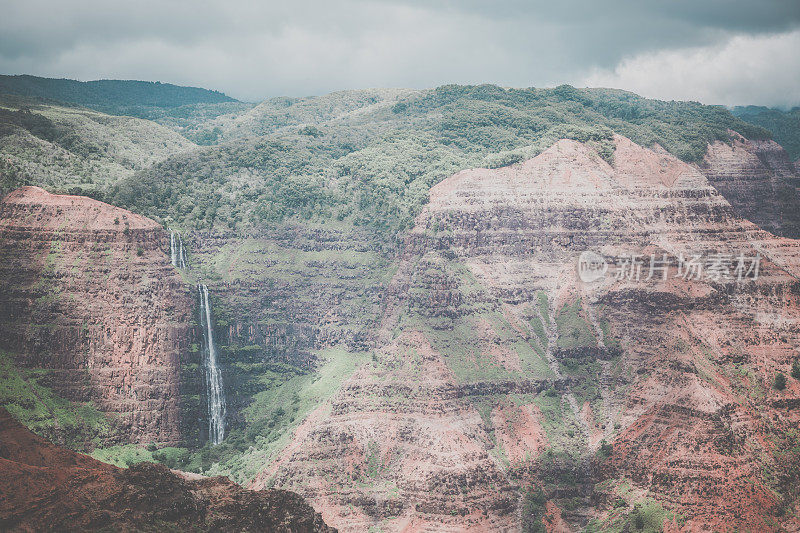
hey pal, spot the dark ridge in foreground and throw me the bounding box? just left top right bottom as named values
left=0, top=408, right=335, bottom=532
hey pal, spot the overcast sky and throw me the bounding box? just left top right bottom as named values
left=2, top=0, right=799, bottom=106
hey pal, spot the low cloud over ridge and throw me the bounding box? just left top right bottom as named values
left=582, top=30, right=800, bottom=108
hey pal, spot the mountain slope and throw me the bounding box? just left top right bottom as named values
left=702, top=131, right=800, bottom=238
left=111, top=84, right=772, bottom=236
left=0, top=74, right=237, bottom=112
left=96, top=86, right=800, bottom=497
left=247, top=135, right=800, bottom=532
left=0, top=187, right=194, bottom=445
left=0, top=95, right=196, bottom=196
left=2, top=80, right=800, bottom=532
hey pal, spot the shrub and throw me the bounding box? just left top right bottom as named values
left=598, top=440, right=613, bottom=460
left=792, top=359, right=800, bottom=380
left=521, top=487, right=547, bottom=533
left=775, top=372, right=787, bottom=391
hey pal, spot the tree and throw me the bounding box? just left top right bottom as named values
left=775, top=372, right=787, bottom=391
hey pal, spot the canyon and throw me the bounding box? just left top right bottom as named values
left=1, top=82, right=800, bottom=532
left=702, top=132, right=800, bottom=238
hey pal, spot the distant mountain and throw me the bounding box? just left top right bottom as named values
left=0, top=74, right=238, bottom=108
left=0, top=74, right=240, bottom=118
left=732, top=105, right=800, bottom=159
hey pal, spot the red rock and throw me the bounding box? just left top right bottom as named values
left=0, top=187, right=194, bottom=444
left=252, top=135, right=800, bottom=531
left=0, top=407, right=335, bottom=532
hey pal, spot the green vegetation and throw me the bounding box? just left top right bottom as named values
left=771, top=428, right=800, bottom=515
left=530, top=447, right=596, bottom=523
left=521, top=487, right=548, bottom=533
left=0, top=350, right=110, bottom=448
left=532, top=393, right=588, bottom=455
left=0, top=94, right=195, bottom=196
left=774, top=372, right=787, bottom=391
left=90, top=444, right=156, bottom=468
left=733, top=106, right=800, bottom=159
left=152, top=347, right=368, bottom=483
left=555, top=299, right=596, bottom=350
left=624, top=501, right=673, bottom=532
left=791, top=359, right=800, bottom=380
left=587, top=479, right=684, bottom=532
left=108, top=84, right=770, bottom=235
left=0, top=74, right=238, bottom=115
left=596, top=440, right=613, bottom=461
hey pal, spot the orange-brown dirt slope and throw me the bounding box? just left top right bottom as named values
left=0, top=408, right=335, bottom=532
left=250, top=135, right=800, bottom=532
left=0, top=186, right=194, bottom=444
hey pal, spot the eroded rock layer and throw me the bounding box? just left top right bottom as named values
left=253, top=135, right=800, bottom=532
left=701, top=131, right=800, bottom=238
left=0, top=186, right=193, bottom=444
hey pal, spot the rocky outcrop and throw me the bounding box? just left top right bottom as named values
left=0, top=186, right=194, bottom=445
left=0, top=408, right=335, bottom=532
left=699, top=131, right=800, bottom=238
left=252, top=135, right=800, bottom=532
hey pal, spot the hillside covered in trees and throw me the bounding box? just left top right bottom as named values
left=733, top=105, right=800, bottom=159
left=0, top=75, right=236, bottom=110
left=110, top=84, right=770, bottom=235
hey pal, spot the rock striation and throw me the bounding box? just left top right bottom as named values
left=252, top=135, right=800, bottom=532
left=0, top=186, right=194, bottom=444
left=700, top=131, right=800, bottom=238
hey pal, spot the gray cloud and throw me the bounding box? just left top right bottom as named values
left=582, top=29, right=800, bottom=108
left=1, top=0, right=799, bottom=105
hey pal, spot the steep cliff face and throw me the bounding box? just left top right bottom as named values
left=250, top=136, right=800, bottom=532
left=700, top=131, right=800, bottom=238
left=0, top=186, right=194, bottom=445
left=0, top=408, right=335, bottom=532
left=182, top=226, right=392, bottom=434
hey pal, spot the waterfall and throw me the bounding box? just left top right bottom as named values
left=178, top=237, right=186, bottom=269
left=198, top=284, right=226, bottom=444
left=170, top=231, right=177, bottom=267
left=169, top=230, right=187, bottom=270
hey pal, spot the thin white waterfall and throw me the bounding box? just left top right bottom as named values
left=169, top=230, right=187, bottom=270
left=198, top=283, right=226, bottom=444
left=170, top=231, right=177, bottom=267
left=178, top=237, right=187, bottom=270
